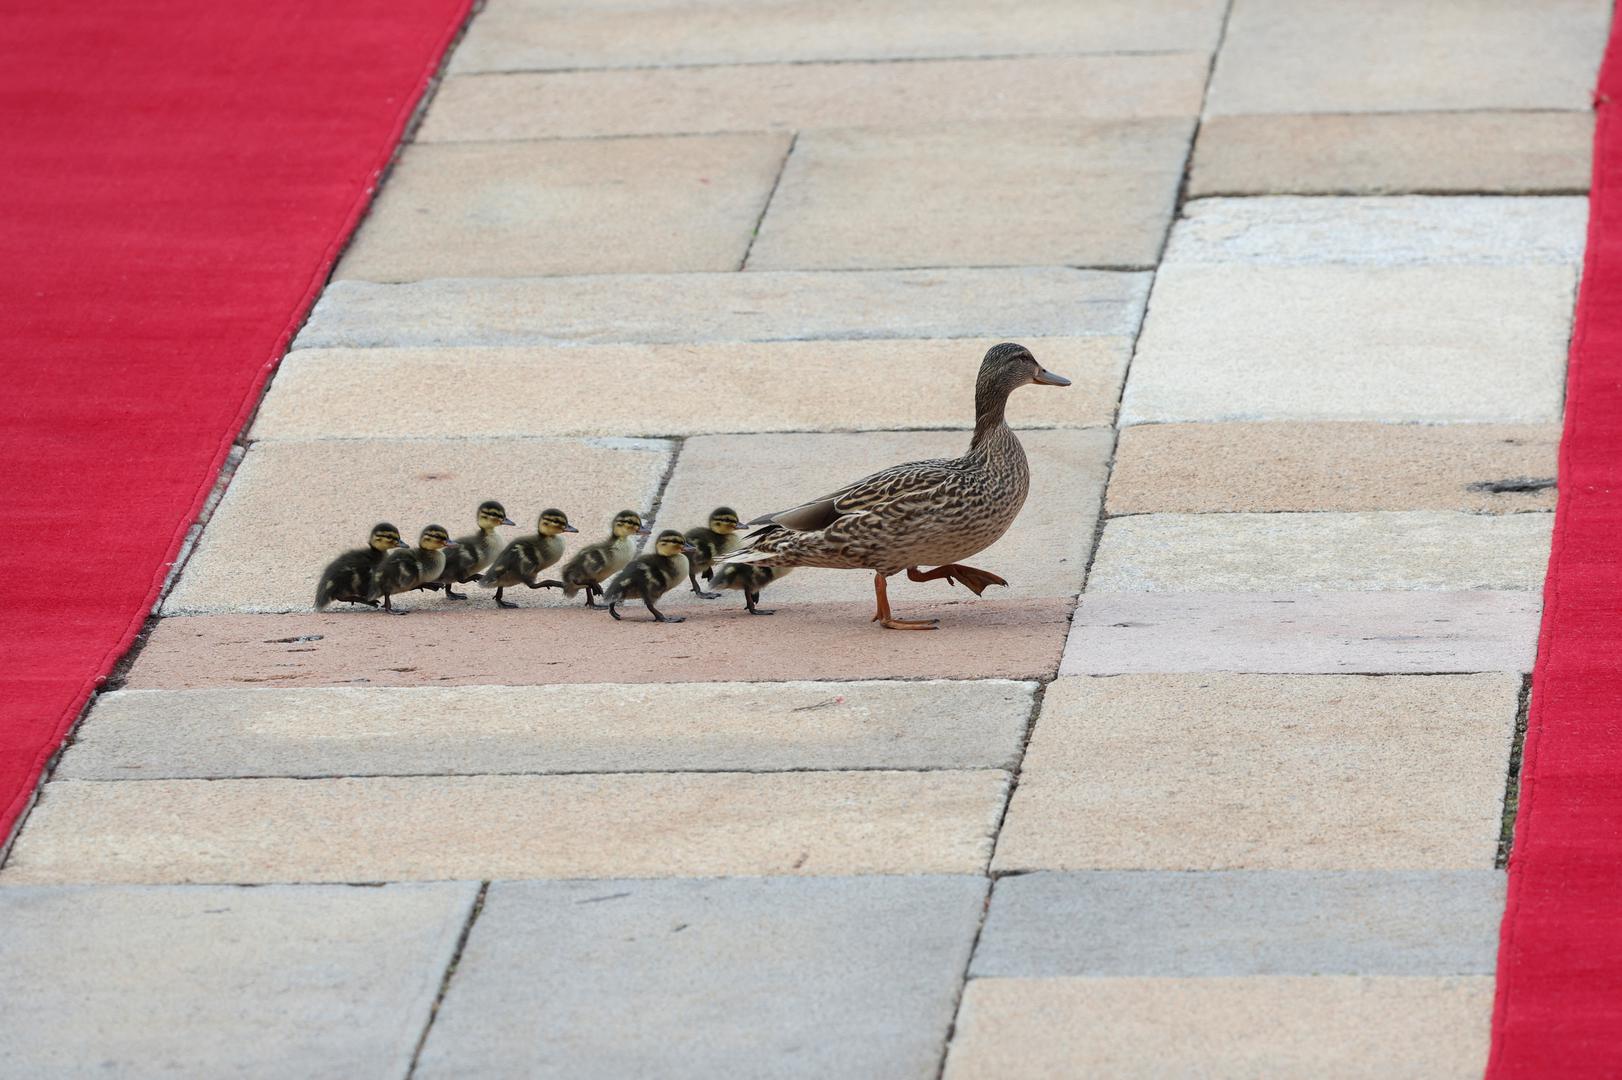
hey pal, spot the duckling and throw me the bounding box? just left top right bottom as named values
left=683, top=506, right=743, bottom=599
left=478, top=508, right=578, bottom=609
left=536, top=509, right=650, bottom=608
left=432, top=500, right=516, bottom=599
left=708, top=563, right=793, bottom=615
left=368, top=524, right=458, bottom=614
left=605, top=530, right=697, bottom=622
left=314, top=523, right=405, bottom=610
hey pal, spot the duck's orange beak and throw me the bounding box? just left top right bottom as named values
left=1034, top=367, right=1071, bottom=386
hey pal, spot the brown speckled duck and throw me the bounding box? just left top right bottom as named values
left=723, top=343, right=1068, bottom=629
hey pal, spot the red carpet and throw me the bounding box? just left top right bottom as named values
left=1487, top=18, right=1622, bottom=1079
left=0, top=0, right=470, bottom=841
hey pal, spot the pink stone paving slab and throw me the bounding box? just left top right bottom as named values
left=123, top=599, right=1073, bottom=690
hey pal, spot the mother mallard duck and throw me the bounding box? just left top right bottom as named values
left=723, top=342, right=1069, bottom=629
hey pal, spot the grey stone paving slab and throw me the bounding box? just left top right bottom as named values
left=1086, top=511, right=1552, bottom=592
left=970, top=870, right=1504, bottom=977
left=57, top=680, right=1036, bottom=779
left=417, top=875, right=986, bottom=1079
left=421, top=55, right=1209, bottom=141
left=747, top=120, right=1191, bottom=271
left=0, top=882, right=475, bottom=1080
left=1061, top=591, right=1542, bottom=675
left=1207, top=0, right=1609, bottom=114
left=450, top=0, right=1227, bottom=73
left=293, top=268, right=1149, bottom=350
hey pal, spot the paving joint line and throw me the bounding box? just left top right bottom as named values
left=743, top=129, right=796, bottom=271
left=405, top=880, right=489, bottom=1080
left=452, top=47, right=1206, bottom=78
left=1496, top=673, right=1534, bottom=869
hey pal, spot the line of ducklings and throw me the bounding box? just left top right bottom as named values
left=314, top=501, right=789, bottom=622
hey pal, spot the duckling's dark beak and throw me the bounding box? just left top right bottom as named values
left=442, top=540, right=459, bottom=548
left=637, top=526, right=653, bottom=536
left=682, top=542, right=698, bottom=555
left=1033, top=368, right=1071, bottom=387
left=501, top=517, right=517, bottom=526
left=563, top=524, right=579, bottom=533
left=393, top=539, right=408, bottom=547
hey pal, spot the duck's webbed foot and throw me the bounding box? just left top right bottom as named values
left=647, top=599, right=685, bottom=623
left=381, top=594, right=408, bottom=615
left=745, top=591, right=774, bottom=616
left=442, top=585, right=468, bottom=600
left=689, top=570, right=720, bottom=600
left=907, top=564, right=1008, bottom=596
left=583, top=585, right=604, bottom=608
left=493, top=587, right=519, bottom=610
left=872, top=572, right=937, bottom=631
left=346, top=598, right=380, bottom=609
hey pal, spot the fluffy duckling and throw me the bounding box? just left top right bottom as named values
left=536, top=509, right=650, bottom=608
left=684, top=506, right=743, bottom=599
left=605, top=530, right=697, bottom=622
left=433, top=500, right=516, bottom=599
left=708, top=563, right=793, bottom=616
left=479, top=508, right=578, bottom=609
left=315, top=523, right=404, bottom=610
left=369, top=524, right=458, bottom=614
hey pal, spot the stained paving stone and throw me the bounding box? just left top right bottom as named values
left=747, top=120, right=1191, bottom=271
left=250, top=337, right=1130, bottom=441
left=971, top=870, right=1503, bottom=975
left=163, top=436, right=672, bottom=615
left=992, top=675, right=1517, bottom=872
left=449, top=0, right=1228, bottom=73
left=1062, top=591, right=1542, bottom=675
left=57, top=680, right=1036, bottom=779
left=942, top=976, right=1494, bottom=1080
left=0, top=771, right=1009, bottom=885
left=1207, top=0, right=1610, bottom=114
left=1190, top=112, right=1594, bottom=197
left=332, top=136, right=788, bottom=282
left=657, top=429, right=1112, bottom=605
left=123, top=600, right=1072, bottom=688
left=293, top=268, right=1150, bottom=350
left=1107, top=422, right=1560, bottom=515
left=420, top=55, right=1209, bottom=142
left=416, top=876, right=986, bottom=1079
left=1120, top=264, right=1575, bottom=424
left=1086, top=511, right=1552, bottom=592
left=0, top=883, right=476, bottom=1079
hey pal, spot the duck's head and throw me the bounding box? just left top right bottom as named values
left=654, top=530, right=697, bottom=558
left=707, top=507, right=742, bottom=534
left=477, top=500, right=516, bottom=530
left=612, top=510, right=652, bottom=538
left=537, top=508, right=579, bottom=536
left=369, top=523, right=406, bottom=552
left=979, top=342, right=1070, bottom=396
left=418, top=524, right=457, bottom=551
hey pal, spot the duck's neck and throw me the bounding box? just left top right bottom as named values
left=971, top=381, right=1013, bottom=449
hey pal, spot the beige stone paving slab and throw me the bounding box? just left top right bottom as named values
left=332, top=135, right=788, bottom=282
left=1190, top=112, right=1594, bottom=197
left=1107, top=422, right=1559, bottom=515
left=992, top=674, right=1517, bottom=873
left=0, top=771, right=1010, bottom=885
left=1087, top=511, right=1552, bottom=592
left=1207, top=0, right=1610, bottom=114
left=658, top=428, right=1112, bottom=604
left=942, top=976, right=1494, bottom=1080
left=58, top=680, right=1036, bottom=779
left=163, top=436, right=671, bottom=615
left=748, top=120, right=1191, bottom=271
left=421, top=55, right=1209, bottom=142
left=450, top=0, right=1228, bottom=73
left=124, top=600, right=1074, bottom=689
left=1120, top=264, right=1575, bottom=424
left=251, top=337, right=1129, bottom=441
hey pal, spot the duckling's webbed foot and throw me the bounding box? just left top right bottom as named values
left=442, top=586, right=468, bottom=600
left=872, top=572, right=937, bottom=631
left=745, top=591, right=774, bottom=615
left=608, top=602, right=623, bottom=621
left=381, top=594, right=408, bottom=615
left=583, top=585, right=604, bottom=608
left=907, top=564, right=1008, bottom=597
left=647, top=599, right=684, bottom=623
left=689, top=570, right=720, bottom=600
left=346, top=598, right=380, bottom=608
left=534, top=579, right=564, bottom=591
left=494, top=587, right=519, bottom=610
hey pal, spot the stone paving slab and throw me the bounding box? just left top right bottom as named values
left=293, top=268, right=1150, bottom=349
left=1207, top=0, right=1609, bottom=114
left=0, top=882, right=476, bottom=1079
left=658, top=429, right=1112, bottom=604
left=1120, top=264, right=1574, bottom=424
left=58, top=680, right=1035, bottom=779
left=417, top=875, right=986, bottom=1079
left=163, top=436, right=672, bottom=615
left=993, top=675, right=1517, bottom=872
left=332, top=136, right=788, bottom=281
left=1062, top=592, right=1542, bottom=675
left=971, top=870, right=1504, bottom=976
left=943, top=976, right=1494, bottom=1080
left=1107, top=422, right=1560, bottom=515
left=1190, top=112, right=1594, bottom=197
left=449, top=0, right=1228, bottom=73
left=746, top=120, right=1191, bottom=271
left=421, top=55, right=1209, bottom=142
left=123, top=600, right=1073, bottom=689
left=251, top=337, right=1130, bottom=441
left=1086, top=511, right=1552, bottom=592
left=0, top=771, right=1009, bottom=885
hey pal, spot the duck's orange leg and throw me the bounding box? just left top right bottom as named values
left=907, top=564, right=1008, bottom=596
left=872, top=572, right=938, bottom=630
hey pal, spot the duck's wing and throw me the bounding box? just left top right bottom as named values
left=748, top=456, right=960, bottom=535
